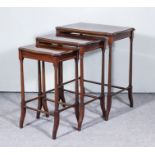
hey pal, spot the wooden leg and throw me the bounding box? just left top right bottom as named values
left=52, top=63, right=60, bottom=139
left=58, top=62, right=66, bottom=106
left=128, top=87, right=133, bottom=107
left=19, top=57, right=26, bottom=128
left=74, top=56, right=79, bottom=122
left=42, top=61, right=49, bottom=117
left=100, top=47, right=106, bottom=118
left=79, top=76, right=85, bottom=94
left=128, top=31, right=134, bottom=107
left=36, top=60, right=42, bottom=119
left=105, top=41, right=113, bottom=121
left=78, top=53, right=85, bottom=130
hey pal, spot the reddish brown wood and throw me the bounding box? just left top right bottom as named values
left=58, top=62, right=66, bottom=105
left=52, top=63, right=59, bottom=139
left=56, top=22, right=134, bottom=40
left=36, top=60, right=42, bottom=119
left=128, top=31, right=134, bottom=107
left=56, top=22, right=135, bottom=120
left=74, top=55, right=79, bottom=122
left=19, top=54, right=26, bottom=128
left=36, top=61, right=49, bottom=118
left=19, top=44, right=78, bottom=139
left=105, top=37, right=113, bottom=121
left=78, top=51, right=85, bottom=131
left=100, top=42, right=106, bottom=118
left=36, top=33, right=107, bottom=130
left=41, top=61, right=49, bottom=117
left=36, top=33, right=104, bottom=52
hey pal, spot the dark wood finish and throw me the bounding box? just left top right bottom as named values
left=128, top=31, right=134, bottom=107
left=105, top=37, right=113, bottom=120
left=36, top=33, right=107, bottom=130
left=56, top=22, right=134, bottom=40
left=56, top=22, right=135, bottom=120
left=58, top=62, right=66, bottom=105
left=36, top=33, right=101, bottom=46
left=36, top=60, right=42, bottom=119
left=78, top=51, right=84, bottom=130
left=100, top=44, right=106, bottom=119
left=74, top=55, right=79, bottom=121
left=19, top=55, right=26, bottom=128
left=41, top=61, right=49, bottom=117
left=52, top=63, right=59, bottom=139
left=19, top=44, right=78, bottom=139
left=36, top=61, right=49, bottom=118
left=36, top=33, right=104, bottom=51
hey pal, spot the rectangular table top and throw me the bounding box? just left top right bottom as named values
left=19, top=44, right=76, bottom=57
left=36, top=33, right=104, bottom=47
left=56, top=22, right=135, bottom=36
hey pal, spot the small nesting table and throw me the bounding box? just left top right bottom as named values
left=19, top=45, right=79, bottom=139
left=36, top=33, right=107, bottom=130
left=56, top=22, right=135, bottom=120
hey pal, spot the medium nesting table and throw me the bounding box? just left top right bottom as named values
left=36, top=33, right=107, bottom=130
left=56, top=22, right=135, bottom=120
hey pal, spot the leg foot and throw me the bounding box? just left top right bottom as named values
left=100, top=97, right=106, bottom=119
left=52, top=111, right=59, bottom=139
left=128, top=88, right=133, bottom=107
left=19, top=105, right=26, bottom=128
left=78, top=104, right=84, bottom=130
left=105, top=111, right=109, bottom=121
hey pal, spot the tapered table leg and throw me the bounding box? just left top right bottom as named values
left=36, top=60, right=42, bottom=119
left=128, top=31, right=134, bottom=107
left=74, top=56, right=79, bottom=122
left=105, top=38, right=113, bottom=121
left=100, top=46, right=106, bottom=119
left=19, top=56, right=26, bottom=128
left=42, top=61, right=49, bottom=117
left=58, top=62, right=66, bottom=106
left=78, top=52, right=85, bottom=130
left=52, top=63, right=60, bottom=139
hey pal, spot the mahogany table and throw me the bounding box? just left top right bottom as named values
left=19, top=44, right=79, bottom=139
left=36, top=33, right=106, bottom=130
left=56, top=22, right=135, bottom=120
